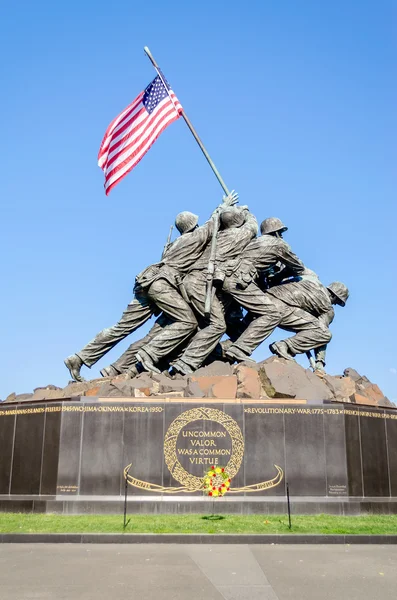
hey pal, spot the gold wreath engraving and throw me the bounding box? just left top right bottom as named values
left=163, top=407, right=244, bottom=490
left=124, top=406, right=284, bottom=493
left=123, top=463, right=284, bottom=493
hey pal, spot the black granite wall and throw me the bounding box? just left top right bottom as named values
left=0, top=405, right=61, bottom=496
left=1, top=401, right=397, bottom=501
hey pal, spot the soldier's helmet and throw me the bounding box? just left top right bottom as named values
left=260, top=217, right=288, bottom=235
left=220, top=207, right=246, bottom=229
left=327, top=282, right=349, bottom=307
left=175, top=211, right=199, bottom=234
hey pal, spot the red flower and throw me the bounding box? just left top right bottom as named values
left=227, top=487, right=230, bottom=491
left=211, top=466, right=215, bottom=470
left=218, top=487, right=222, bottom=491
left=212, top=487, right=216, bottom=490
left=222, top=484, right=225, bottom=488
left=209, top=492, right=212, bottom=496
left=222, top=468, right=224, bottom=472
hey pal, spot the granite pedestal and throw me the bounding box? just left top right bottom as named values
left=1, top=398, right=396, bottom=515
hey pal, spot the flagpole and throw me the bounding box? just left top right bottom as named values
left=143, top=46, right=230, bottom=196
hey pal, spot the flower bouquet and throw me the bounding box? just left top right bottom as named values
left=203, top=465, right=231, bottom=497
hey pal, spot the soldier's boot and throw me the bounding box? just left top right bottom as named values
left=126, top=364, right=141, bottom=378
left=100, top=365, right=120, bottom=378
left=314, top=360, right=326, bottom=376
left=225, top=347, right=255, bottom=364
left=136, top=349, right=161, bottom=374
left=219, top=340, right=233, bottom=359
left=64, top=354, right=85, bottom=382
left=170, top=359, right=195, bottom=376
left=269, top=341, right=295, bottom=361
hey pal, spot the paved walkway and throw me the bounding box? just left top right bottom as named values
left=0, top=544, right=396, bottom=599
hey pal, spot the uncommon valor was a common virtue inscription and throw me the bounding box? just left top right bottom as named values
left=124, top=407, right=284, bottom=493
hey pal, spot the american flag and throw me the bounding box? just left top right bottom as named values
left=98, top=74, right=183, bottom=195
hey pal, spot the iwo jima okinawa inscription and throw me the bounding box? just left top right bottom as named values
left=124, top=407, right=284, bottom=493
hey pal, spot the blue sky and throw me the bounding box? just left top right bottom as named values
left=1, top=1, right=395, bottom=400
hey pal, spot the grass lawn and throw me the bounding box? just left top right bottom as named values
left=1, top=513, right=397, bottom=535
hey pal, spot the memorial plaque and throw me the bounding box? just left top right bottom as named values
left=132, top=403, right=284, bottom=499
left=162, top=403, right=234, bottom=494
left=345, top=412, right=363, bottom=496
left=122, top=402, right=165, bottom=496
left=360, top=408, right=389, bottom=497
left=0, top=407, right=16, bottom=494
left=386, top=417, right=397, bottom=497
left=80, top=404, right=125, bottom=496
left=57, top=404, right=83, bottom=495
left=10, top=406, right=45, bottom=495
left=244, top=405, right=286, bottom=496
left=284, top=408, right=326, bottom=496
left=324, top=408, right=348, bottom=497
left=40, top=407, right=62, bottom=495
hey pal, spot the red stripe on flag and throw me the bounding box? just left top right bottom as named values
left=104, top=106, right=178, bottom=189
left=104, top=100, right=176, bottom=172
left=101, top=105, right=147, bottom=160
left=98, top=81, right=182, bottom=194
left=104, top=111, right=180, bottom=195
left=98, top=93, right=144, bottom=161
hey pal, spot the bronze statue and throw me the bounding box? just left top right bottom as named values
left=65, top=203, right=349, bottom=381
left=302, top=281, right=350, bottom=371
left=265, top=275, right=349, bottom=361
left=64, top=192, right=238, bottom=381
left=165, top=206, right=258, bottom=375
left=220, top=217, right=306, bottom=362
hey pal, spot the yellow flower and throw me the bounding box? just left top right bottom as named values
left=215, top=467, right=222, bottom=474
left=213, top=490, right=219, bottom=497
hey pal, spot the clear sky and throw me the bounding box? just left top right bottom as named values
left=1, top=1, right=396, bottom=401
